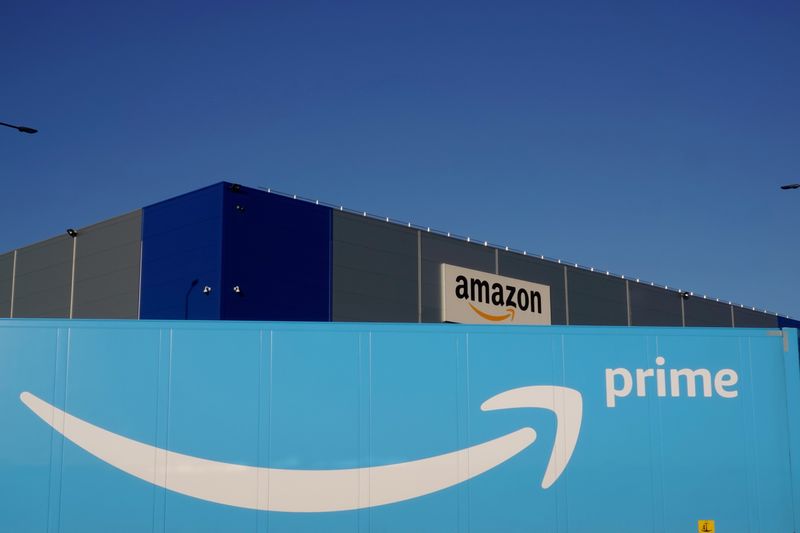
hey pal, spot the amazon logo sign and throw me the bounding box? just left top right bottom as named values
left=441, top=264, right=551, bottom=325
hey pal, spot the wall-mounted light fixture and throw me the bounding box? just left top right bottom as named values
left=681, top=291, right=691, bottom=300
left=66, top=228, right=78, bottom=238
left=202, top=286, right=212, bottom=295
left=233, top=285, right=241, bottom=294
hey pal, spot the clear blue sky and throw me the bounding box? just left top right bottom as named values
left=1, top=1, right=798, bottom=317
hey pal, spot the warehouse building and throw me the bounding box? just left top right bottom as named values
left=0, top=182, right=796, bottom=329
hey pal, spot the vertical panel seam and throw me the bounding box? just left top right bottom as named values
left=417, top=231, right=422, bottom=323
left=55, top=328, right=72, bottom=532
left=256, top=329, right=263, bottom=526
left=680, top=296, right=686, bottom=327
left=625, top=280, right=632, bottom=326
left=560, top=334, right=568, bottom=532
left=747, top=338, right=762, bottom=530
left=368, top=331, right=373, bottom=530
left=257, top=327, right=270, bottom=533
left=778, top=331, right=800, bottom=530
left=357, top=332, right=362, bottom=530
left=44, top=328, right=60, bottom=533
left=151, top=329, right=161, bottom=533
left=465, top=333, right=470, bottom=533
left=137, top=240, right=143, bottom=319
left=456, top=334, right=462, bottom=532
left=218, top=187, right=227, bottom=320
left=644, top=335, right=658, bottom=533
left=456, top=333, right=469, bottom=533
left=563, top=266, right=570, bottom=326
left=655, top=337, right=667, bottom=532
left=9, top=249, right=16, bottom=318
left=267, top=330, right=273, bottom=532
left=735, top=336, right=754, bottom=532
left=68, top=237, right=77, bottom=319
left=163, top=329, right=173, bottom=532
left=329, top=210, right=333, bottom=321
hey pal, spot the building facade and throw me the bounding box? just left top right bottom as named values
left=0, top=182, right=796, bottom=329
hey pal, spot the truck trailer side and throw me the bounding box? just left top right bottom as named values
left=0, top=320, right=798, bottom=532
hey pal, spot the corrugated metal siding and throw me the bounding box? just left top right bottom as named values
left=139, top=183, right=224, bottom=320
left=629, top=283, right=683, bottom=326
left=684, top=297, right=734, bottom=327
left=220, top=185, right=332, bottom=321
left=566, top=268, right=628, bottom=326
left=12, top=236, right=73, bottom=318
left=0, top=252, right=12, bottom=318
left=0, top=182, right=789, bottom=328
left=332, top=212, right=418, bottom=322
left=734, top=307, right=778, bottom=328
left=72, top=211, right=142, bottom=319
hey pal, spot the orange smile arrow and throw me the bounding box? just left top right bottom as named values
left=468, top=303, right=515, bottom=322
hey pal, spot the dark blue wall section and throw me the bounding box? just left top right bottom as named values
left=778, top=317, right=800, bottom=355
left=221, top=184, right=332, bottom=321
left=140, top=184, right=224, bottom=319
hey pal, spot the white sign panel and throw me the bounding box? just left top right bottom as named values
left=441, top=264, right=551, bottom=325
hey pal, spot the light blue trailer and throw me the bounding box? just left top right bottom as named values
left=1, top=320, right=798, bottom=532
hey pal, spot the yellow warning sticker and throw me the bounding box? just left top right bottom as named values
left=698, top=519, right=715, bottom=532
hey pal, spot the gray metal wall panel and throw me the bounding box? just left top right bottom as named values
left=421, top=234, right=495, bottom=322
left=629, top=283, right=683, bottom=326
left=566, top=268, right=628, bottom=326
left=0, top=252, right=12, bottom=317
left=332, top=213, right=418, bottom=322
left=497, top=252, right=567, bottom=325
left=13, top=236, right=72, bottom=318
left=72, top=211, right=142, bottom=319
left=733, top=307, right=778, bottom=328
left=684, top=298, right=733, bottom=327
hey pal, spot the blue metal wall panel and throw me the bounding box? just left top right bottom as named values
left=220, top=184, right=332, bottom=321
left=268, top=328, right=362, bottom=532
left=0, top=323, right=60, bottom=532
left=165, top=326, right=262, bottom=532
left=2, top=320, right=799, bottom=532
left=466, top=331, right=562, bottom=531
left=782, top=328, right=800, bottom=525
left=58, top=326, right=161, bottom=533
left=139, top=184, right=224, bottom=320
left=368, top=330, right=464, bottom=531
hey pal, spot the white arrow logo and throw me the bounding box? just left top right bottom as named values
left=20, top=386, right=581, bottom=513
